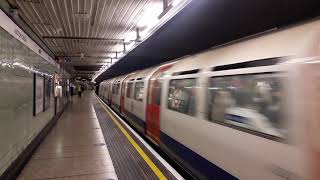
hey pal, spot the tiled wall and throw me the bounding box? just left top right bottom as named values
left=0, top=27, right=65, bottom=175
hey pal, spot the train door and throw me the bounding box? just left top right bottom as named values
left=301, top=60, right=320, bottom=180
left=108, top=82, right=112, bottom=105
left=109, top=81, right=115, bottom=105
left=146, top=64, right=173, bottom=143
left=124, top=80, right=135, bottom=116
left=120, top=79, right=128, bottom=113
left=106, top=83, right=109, bottom=103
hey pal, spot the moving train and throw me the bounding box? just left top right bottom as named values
left=98, top=19, right=320, bottom=180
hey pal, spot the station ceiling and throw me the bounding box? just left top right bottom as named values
left=5, top=0, right=320, bottom=82
left=7, top=0, right=166, bottom=78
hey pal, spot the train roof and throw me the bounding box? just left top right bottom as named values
left=101, top=19, right=320, bottom=83
left=167, top=19, right=320, bottom=74
left=126, top=66, right=158, bottom=81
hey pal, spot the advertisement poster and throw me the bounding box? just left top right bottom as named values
left=35, top=75, right=44, bottom=114
left=44, top=77, right=52, bottom=110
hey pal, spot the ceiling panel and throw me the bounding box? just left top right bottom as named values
left=10, top=0, right=164, bottom=78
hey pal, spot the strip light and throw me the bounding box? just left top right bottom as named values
left=92, top=0, right=191, bottom=82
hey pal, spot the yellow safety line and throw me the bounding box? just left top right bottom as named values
left=97, top=98, right=167, bottom=180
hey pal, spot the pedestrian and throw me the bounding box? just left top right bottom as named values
left=70, top=85, right=74, bottom=97
left=77, top=85, right=82, bottom=98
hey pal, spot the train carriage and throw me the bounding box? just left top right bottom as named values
left=146, top=62, right=176, bottom=143
left=110, top=75, right=129, bottom=113
left=106, top=79, right=114, bottom=105
left=100, top=80, right=111, bottom=102
left=121, top=67, right=159, bottom=132
left=99, top=19, right=320, bottom=180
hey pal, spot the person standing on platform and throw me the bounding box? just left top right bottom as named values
left=77, top=85, right=82, bottom=98
left=70, top=85, right=74, bottom=98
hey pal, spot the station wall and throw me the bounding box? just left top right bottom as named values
left=0, top=26, right=67, bottom=176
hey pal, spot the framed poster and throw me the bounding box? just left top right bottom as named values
left=44, top=77, right=52, bottom=111
left=34, top=73, right=44, bottom=115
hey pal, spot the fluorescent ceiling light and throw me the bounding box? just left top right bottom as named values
left=109, top=53, right=117, bottom=59
left=172, top=0, right=184, bottom=6
left=113, top=44, right=124, bottom=52
left=80, top=52, right=85, bottom=58
left=138, top=0, right=191, bottom=40
left=117, top=52, right=125, bottom=59
left=126, top=41, right=136, bottom=51
left=113, top=59, right=119, bottom=63
left=137, top=2, right=162, bottom=28
left=74, top=12, right=90, bottom=19
left=124, top=31, right=137, bottom=43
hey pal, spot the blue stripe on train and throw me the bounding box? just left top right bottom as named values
left=160, top=132, right=238, bottom=180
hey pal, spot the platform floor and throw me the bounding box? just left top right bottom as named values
left=18, top=91, right=179, bottom=180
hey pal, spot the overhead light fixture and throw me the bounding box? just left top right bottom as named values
left=117, top=52, right=125, bottom=59
left=138, top=0, right=191, bottom=40
left=112, top=59, right=119, bottom=64
left=126, top=41, right=136, bottom=52
left=113, top=44, right=124, bottom=52
left=104, top=58, right=112, bottom=63
left=75, top=12, right=90, bottom=19
left=80, top=52, right=85, bottom=59
left=172, top=0, right=185, bottom=6
left=124, top=31, right=137, bottom=43
left=137, top=2, right=162, bottom=29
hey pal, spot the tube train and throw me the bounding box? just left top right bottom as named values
left=98, top=19, right=320, bottom=180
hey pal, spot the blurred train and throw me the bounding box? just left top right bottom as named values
left=98, top=19, right=320, bottom=180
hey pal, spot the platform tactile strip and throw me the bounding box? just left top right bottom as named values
left=92, top=99, right=177, bottom=180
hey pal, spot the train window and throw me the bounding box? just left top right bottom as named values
left=107, top=84, right=110, bottom=94
left=126, top=82, right=134, bottom=98
left=134, top=82, right=144, bottom=101
left=147, top=81, right=153, bottom=104
left=172, top=69, right=199, bottom=76
left=108, top=83, right=112, bottom=92
left=168, top=79, right=196, bottom=116
left=212, top=58, right=281, bottom=71
left=112, top=83, right=117, bottom=94
left=116, top=83, right=121, bottom=95
left=148, top=80, right=162, bottom=105
left=207, top=73, right=286, bottom=138
left=154, top=81, right=162, bottom=105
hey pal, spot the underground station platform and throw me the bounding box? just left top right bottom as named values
left=17, top=91, right=182, bottom=180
